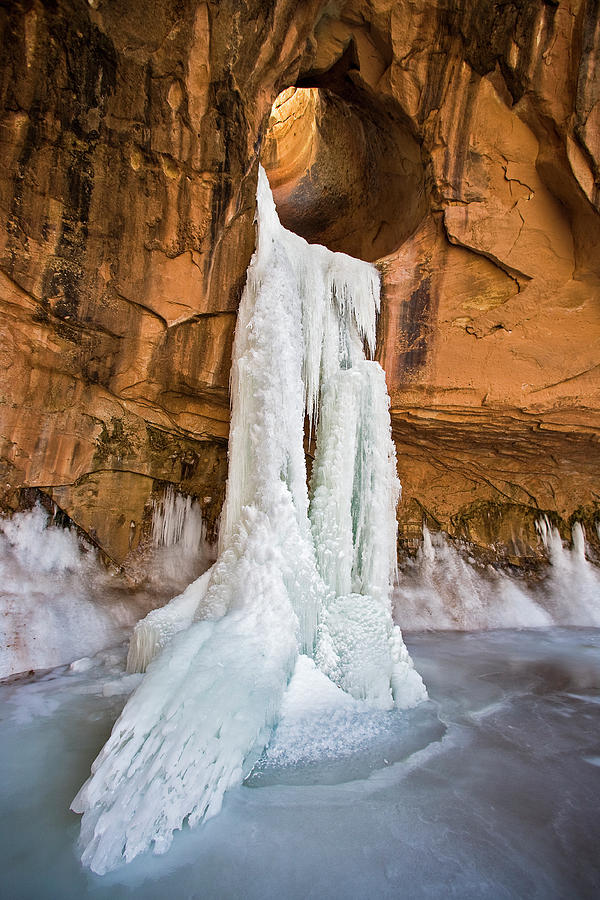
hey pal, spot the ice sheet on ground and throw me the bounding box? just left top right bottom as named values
left=1, top=628, right=599, bottom=899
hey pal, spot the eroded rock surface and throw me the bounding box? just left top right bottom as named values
left=1, top=0, right=599, bottom=565
left=0, top=0, right=328, bottom=562
left=270, top=0, right=600, bottom=559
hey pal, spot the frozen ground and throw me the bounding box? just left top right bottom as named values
left=1, top=627, right=598, bottom=899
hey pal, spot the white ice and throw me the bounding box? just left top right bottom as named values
left=126, top=484, right=215, bottom=595
left=124, top=486, right=216, bottom=673
left=2, top=628, right=600, bottom=899
left=394, top=522, right=600, bottom=630
left=0, top=507, right=139, bottom=679
left=72, top=166, right=424, bottom=873
left=536, top=517, right=600, bottom=625
left=309, top=361, right=423, bottom=706
left=125, top=566, right=214, bottom=674
left=0, top=486, right=215, bottom=679
left=151, top=485, right=206, bottom=552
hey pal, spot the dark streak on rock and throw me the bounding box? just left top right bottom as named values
left=397, top=274, right=433, bottom=375
left=208, top=74, right=248, bottom=251
left=2, top=2, right=117, bottom=341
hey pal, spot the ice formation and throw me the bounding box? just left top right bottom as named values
left=0, top=493, right=218, bottom=679
left=125, top=484, right=215, bottom=595
left=125, top=487, right=215, bottom=670
left=152, top=485, right=206, bottom=552
left=0, top=507, right=143, bottom=678
left=536, top=517, right=600, bottom=626
left=125, top=567, right=214, bottom=673
left=72, top=166, right=425, bottom=874
left=394, top=521, right=600, bottom=630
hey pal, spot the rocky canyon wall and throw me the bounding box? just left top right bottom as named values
left=0, top=0, right=326, bottom=563
left=1, top=0, right=599, bottom=567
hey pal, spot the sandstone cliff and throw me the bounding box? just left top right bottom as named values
left=1, top=0, right=599, bottom=566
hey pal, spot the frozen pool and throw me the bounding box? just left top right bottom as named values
left=1, top=628, right=599, bottom=899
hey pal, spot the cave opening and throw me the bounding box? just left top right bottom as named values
left=261, top=85, right=428, bottom=263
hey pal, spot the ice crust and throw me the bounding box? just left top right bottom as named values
left=73, top=166, right=424, bottom=873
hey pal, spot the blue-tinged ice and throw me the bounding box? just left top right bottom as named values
left=72, top=166, right=425, bottom=874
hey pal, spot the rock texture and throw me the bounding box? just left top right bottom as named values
left=0, top=0, right=327, bottom=563
left=0, top=0, right=599, bottom=565
left=268, top=0, right=600, bottom=560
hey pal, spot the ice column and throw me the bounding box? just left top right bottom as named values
left=72, top=166, right=424, bottom=874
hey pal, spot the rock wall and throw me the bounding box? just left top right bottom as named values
left=1, top=0, right=599, bottom=566
left=0, top=0, right=327, bottom=563
left=269, top=0, right=600, bottom=560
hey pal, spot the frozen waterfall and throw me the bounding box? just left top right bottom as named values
left=72, top=166, right=425, bottom=874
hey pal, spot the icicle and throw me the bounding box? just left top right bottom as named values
left=309, top=361, right=423, bottom=708
left=152, top=485, right=206, bottom=553
left=537, top=516, right=600, bottom=625
left=394, top=526, right=554, bottom=630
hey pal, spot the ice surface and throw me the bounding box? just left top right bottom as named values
left=125, top=566, right=214, bottom=673
left=1, top=629, right=599, bottom=899
left=73, top=166, right=423, bottom=872
left=394, top=523, right=600, bottom=630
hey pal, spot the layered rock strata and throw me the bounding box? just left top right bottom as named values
left=266, top=0, right=600, bottom=560
left=0, top=0, right=326, bottom=563
left=1, top=0, right=599, bottom=566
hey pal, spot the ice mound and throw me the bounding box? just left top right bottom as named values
left=248, top=654, right=441, bottom=785
left=0, top=507, right=137, bottom=678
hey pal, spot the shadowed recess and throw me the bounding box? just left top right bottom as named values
left=262, top=87, right=427, bottom=262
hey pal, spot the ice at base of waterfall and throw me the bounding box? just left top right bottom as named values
left=0, top=507, right=139, bottom=679
left=1, top=628, right=599, bottom=900
left=0, top=496, right=215, bottom=680
left=394, top=522, right=600, bottom=630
